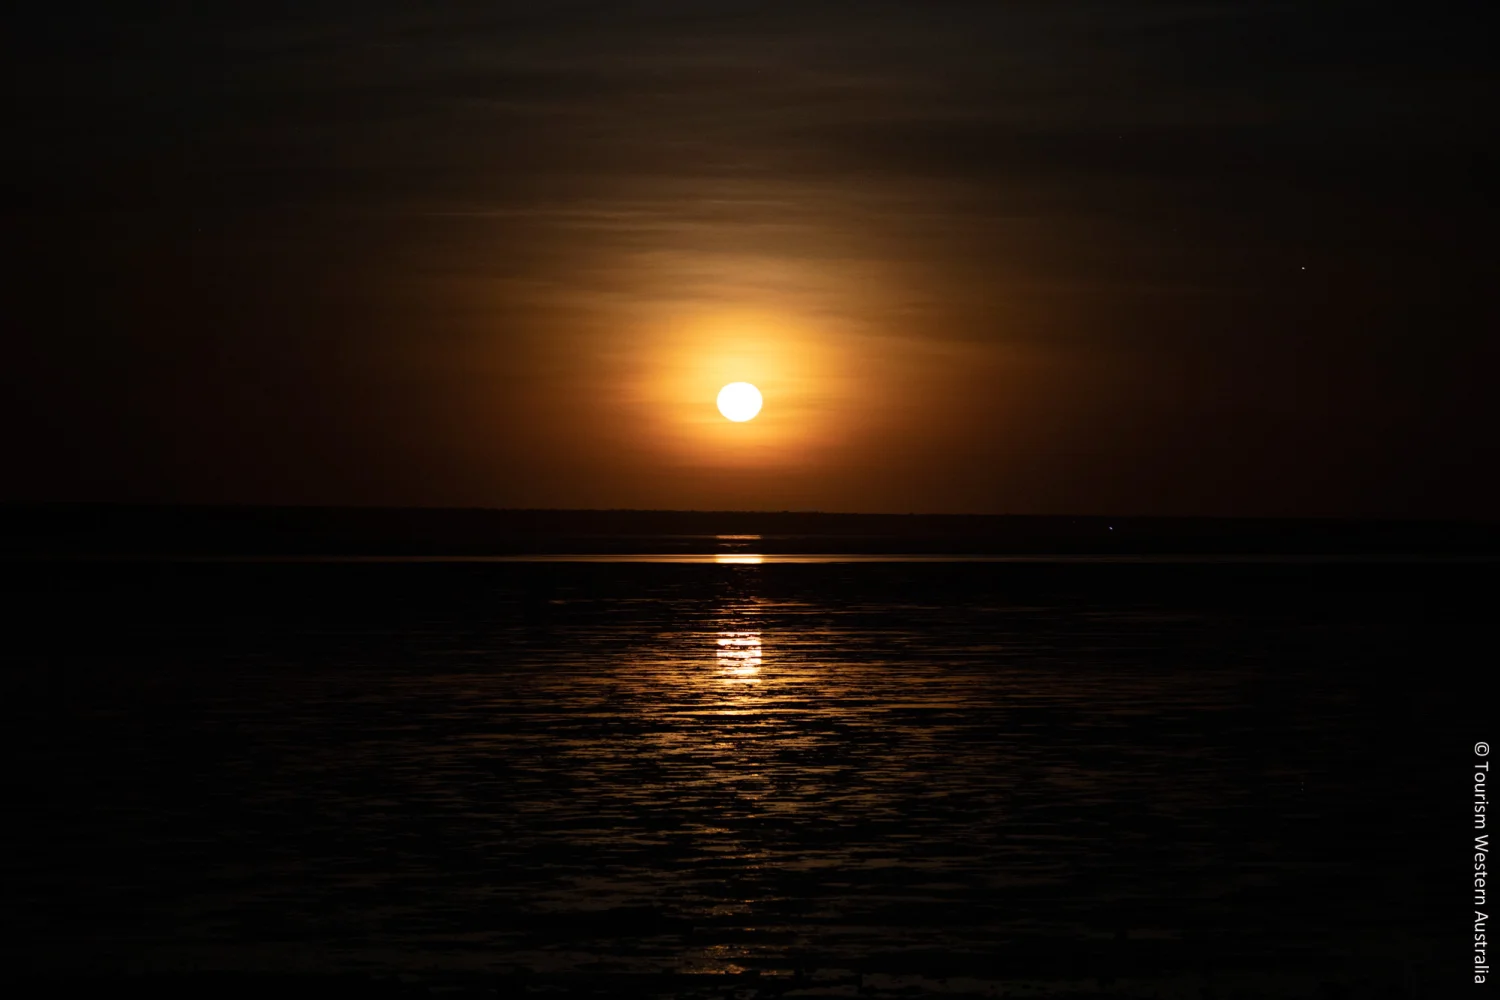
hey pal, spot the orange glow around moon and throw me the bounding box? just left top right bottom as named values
left=716, top=382, right=763, bottom=422
left=615, top=309, right=862, bottom=476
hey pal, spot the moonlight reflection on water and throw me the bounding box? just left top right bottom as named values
left=716, top=631, right=762, bottom=682
left=0, top=558, right=1469, bottom=996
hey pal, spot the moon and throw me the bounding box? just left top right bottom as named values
left=716, top=382, right=763, bottom=422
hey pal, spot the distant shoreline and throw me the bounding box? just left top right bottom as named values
left=2, top=503, right=1496, bottom=558
left=7, top=552, right=1499, bottom=565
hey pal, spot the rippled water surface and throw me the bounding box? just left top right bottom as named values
left=0, top=559, right=1478, bottom=996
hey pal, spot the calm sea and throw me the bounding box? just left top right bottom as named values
left=0, top=547, right=1482, bottom=997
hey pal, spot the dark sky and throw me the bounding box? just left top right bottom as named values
left=5, top=1, right=1496, bottom=515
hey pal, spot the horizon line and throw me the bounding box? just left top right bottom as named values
left=0, top=501, right=1496, bottom=525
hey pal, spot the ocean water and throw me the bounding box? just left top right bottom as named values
left=0, top=553, right=1481, bottom=996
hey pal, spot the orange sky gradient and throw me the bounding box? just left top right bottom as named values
left=4, top=2, right=1496, bottom=516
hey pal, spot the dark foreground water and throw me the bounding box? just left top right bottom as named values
left=0, top=556, right=1484, bottom=997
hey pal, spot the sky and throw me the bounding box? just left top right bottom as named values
left=5, top=1, right=1496, bottom=516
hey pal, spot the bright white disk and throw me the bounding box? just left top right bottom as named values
left=716, top=382, right=763, bottom=422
